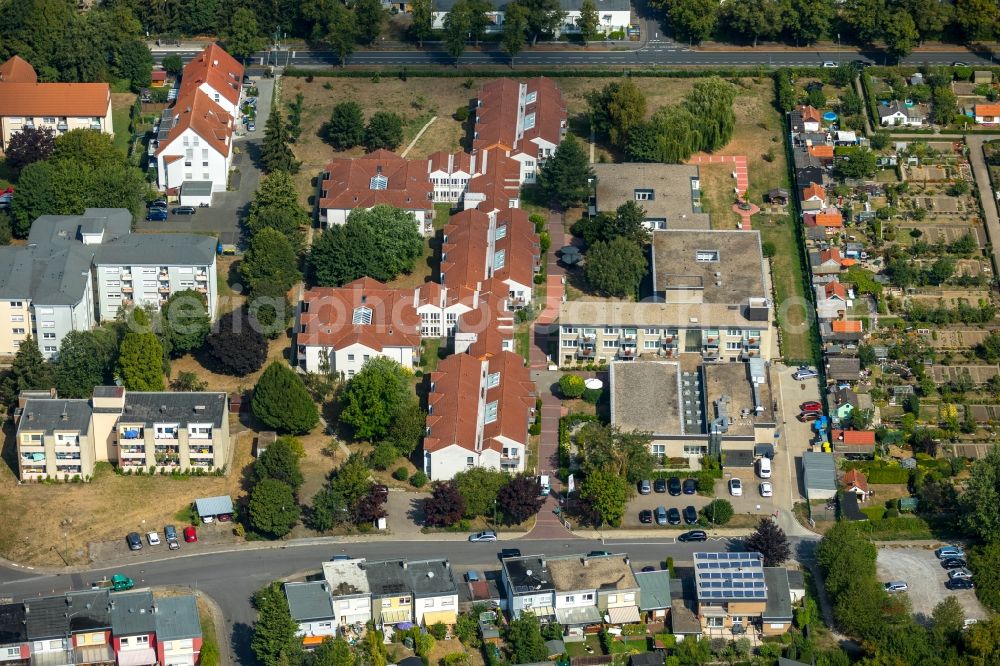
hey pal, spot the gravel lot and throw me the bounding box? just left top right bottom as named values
left=876, top=547, right=987, bottom=624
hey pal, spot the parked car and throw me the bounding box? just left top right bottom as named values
left=164, top=525, right=178, bottom=550
left=948, top=568, right=973, bottom=581
left=469, top=530, right=497, bottom=543
left=667, top=508, right=681, bottom=525
left=499, top=548, right=521, bottom=559
left=183, top=526, right=197, bottom=542
left=952, top=61, right=969, bottom=67
left=683, top=505, right=698, bottom=524
left=757, top=457, right=772, bottom=479
left=793, top=367, right=819, bottom=380
left=654, top=478, right=667, bottom=494
left=126, top=532, right=142, bottom=551
left=941, top=558, right=968, bottom=570
left=655, top=506, right=668, bottom=526
left=760, top=482, right=773, bottom=497
left=678, top=530, right=708, bottom=542
left=146, top=531, right=161, bottom=546
left=171, top=206, right=196, bottom=215
left=946, top=578, right=975, bottom=590
left=330, top=554, right=352, bottom=561
left=247, top=121, right=256, bottom=132
left=936, top=546, right=966, bottom=560
left=884, top=581, right=908, bottom=592
left=587, top=551, right=611, bottom=557
left=465, top=571, right=481, bottom=583
left=147, top=199, right=168, bottom=209
left=682, top=478, right=697, bottom=495
left=146, top=208, right=168, bottom=221
left=639, top=509, right=653, bottom=524
left=639, top=480, right=652, bottom=495
left=640, top=566, right=656, bottom=573
left=729, top=478, right=743, bottom=496
left=798, top=411, right=822, bottom=422
left=217, top=513, right=232, bottom=522
left=800, top=401, right=822, bottom=413
left=668, top=476, right=682, bottom=496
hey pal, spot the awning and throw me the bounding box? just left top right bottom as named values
left=116, top=648, right=157, bottom=666
left=699, top=606, right=728, bottom=618
left=302, top=636, right=327, bottom=647
left=555, top=606, right=602, bottom=626
left=75, top=644, right=114, bottom=664
left=605, top=606, right=641, bottom=625
left=380, top=608, right=412, bottom=625
left=422, top=610, right=457, bottom=626
left=521, top=606, right=554, bottom=618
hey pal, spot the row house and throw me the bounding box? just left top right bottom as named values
left=430, top=0, right=631, bottom=37
left=154, top=44, right=243, bottom=198
left=286, top=559, right=458, bottom=646
left=693, top=552, right=794, bottom=640
left=0, top=208, right=218, bottom=360
left=426, top=147, right=522, bottom=217
left=423, top=349, right=535, bottom=481
left=471, top=78, right=567, bottom=185
left=0, top=56, right=112, bottom=151
left=319, top=150, right=434, bottom=235
left=3, top=590, right=200, bottom=666
left=16, top=386, right=230, bottom=480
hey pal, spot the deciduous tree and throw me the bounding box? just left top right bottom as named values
left=559, top=374, right=586, bottom=398
left=381, top=398, right=426, bottom=455
left=55, top=329, right=117, bottom=398
left=883, top=10, right=919, bottom=60
left=364, top=111, right=404, bottom=151
left=783, top=0, right=833, bottom=45
left=961, top=446, right=1000, bottom=543
left=501, top=2, right=529, bottom=63
left=520, top=0, right=567, bottom=44
left=587, top=80, right=646, bottom=148
left=4, top=126, right=55, bottom=177
left=443, top=0, right=470, bottom=60
left=254, top=436, right=305, bottom=490
left=10, top=335, right=55, bottom=392
left=661, top=0, right=719, bottom=43
left=410, top=0, right=435, bottom=45
left=454, top=467, right=509, bottom=518
left=744, top=517, right=791, bottom=566
left=312, top=637, right=354, bottom=666
left=498, top=475, right=544, bottom=523
left=339, top=356, right=411, bottom=440
left=354, top=0, right=385, bottom=44
left=506, top=612, right=548, bottom=663
left=325, top=101, right=366, bottom=150
left=584, top=236, right=647, bottom=297
left=205, top=309, right=269, bottom=375
left=249, top=478, right=300, bottom=537
left=241, top=228, right=301, bottom=297
left=842, top=0, right=885, bottom=45
left=161, top=290, right=211, bottom=356
left=721, top=0, right=783, bottom=47
left=954, top=0, right=999, bottom=42
left=162, top=54, right=184, bottom=77
left=580, top=469, right=628, bottom=527
left=117, top=309, right=164, bottom=391
left=424, top=480, right=466, bottom=527
left=577, top=421, right=655, bottom=483
left=576, top=0, right=601, bottom=40
left=224, top=8, right=265, bottom=63
left=701, top=499, right=734, bottom=525
left=537, top=135, right=593, bottom=207
left=252, top=362, right=320, bottom=434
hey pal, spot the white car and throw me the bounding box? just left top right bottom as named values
left=759, top=482, right=773, bottom=497
left=146, top=531, right=161, bottom=546
left=729, top=478, right=743, bottom=497
left=822, top=61, right=838, bottom=68
left=884, top=581, right=908, bottom=593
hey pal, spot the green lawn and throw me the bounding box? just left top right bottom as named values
left=112, top=104, right=132, bottom=154
left=760, top=219, right=817, bottom=363
left=515, top=324, right=531, bottom=361
left=421, top=338, right=442, bottom=372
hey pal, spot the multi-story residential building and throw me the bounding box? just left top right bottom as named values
left=430, top=1, right=631, bottom=39
left=66, top=590, right=114, bottom=666
left=590, top=163, right=711, bottom=231
left=0, top=604, right=27, bottom=665
left=22, top=596, right=74, bottom=666
left=0, top=56, right=113, bottom=151
left=406, top=559, right=458, bottom=626
left=693, top=552, right=793, bottom=639
left=285, top=582, right=337, bottom=648
left=558, top=230, right=773, bottom=366
left=427, top=151, right=476, bottom=204
left=322, top=560, right=373, bottom=628
left=424, top=349, right=535, bottom=481
left=365, top=560, right=414, bottom=628
left=0, top=208, right=219, bottom=359
left=546, top=553, right=641, bottom=629
left=16, top=387, right=230, bottom=480
left=110, top=591, right=158, bottom=666
left=319, top=151, right=434, bottom=234
left=154, top=43, right=243, bottom=198
left=295, top=278, right=422, bottom=376
left=500, top=555, right=555, bottom=621
left=471, top=78, right=566, bottom=185
left=440, top=209, right=540, bottom=308
left=610, top=358, right=776, bottom=460
left=153, top=596, right=202, bottom=666
left=452, top=287, right=516, bottom=356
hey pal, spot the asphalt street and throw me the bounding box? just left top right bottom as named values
left=154, top=46, right=996, bottom=69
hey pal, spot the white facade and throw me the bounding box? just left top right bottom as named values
left=323, top=206, right=431, bottom=235
left=509, top=591, right=555, bottom=619
left=412, top=593, right=459, bottom=625
left=94, top=260, right=219, bottom=321
left=329, top=596, right=371, bottom=627
left=196, top=80, right=240, bottom=118
left=156, top=128, right=232, bottom=193
left=32, top=297, right=95, bottom=361
left=430, top=8, right=631, bottom=37
left=160, top=640, right=199, bottom=666
left=298, top=341, right=417, bottom=377
left=423, top=439, right=524, bottom=482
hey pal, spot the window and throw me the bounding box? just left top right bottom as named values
left=583, top=593, right=593, bottom=601
left=526, top=91, right=537, bottom=104
left=651, top=444, right=666, bottom=456
left=603, top=340, right=617, bottom=349
left=400, top=597, right=410, bottom=604
left=40, top=322, right=54, bottom=328
left=707, top=617, right=724, bottom=628
left=348, top=354, right=355, bottom=361
left=645, top=328, right=658, bottom=335
left=423, top=599, right=433, bottom=607
left=605, top=327, right=617, bottom=334
left=522, top=113, right=536, bottom=131
left=562, top=339, right=577, bottom=348
left=43, top=117, right=56, bottom=123
left=495, top=224, right=507, bottom=240
left=442, top=598, right=454, bottom=607
left=37, top=308, right=53, bottom=315
left=363, top=354, right=370, bottom=361
left=696, top=250, right=720, bottom=262
left=484, top=401, right=498, bottom=424
left=11, top=328, right=24, bottom=335
left=683, top=444, right=706, bottom=455
left=727, top=328, right=741, bottom=336
left=608, top=595, right=617, bottom=604
left=382, top=599, right=392, bottom=608
left=136, top=636, right=149, bottom=645
left=643, top=340, right=658, bottom=349
left=9, top=315, right=23, bottom=322
left=634, top=188, right=654, bottom=201
left=563, top=326, right=575, bottom=334
left=10, top=301, right=23, bottom=307
left=467, top=456, right=475, bottom=465
left=726, top=342, right=741, bottom=350
left=42, top=333, right=55, bottom=340
left=370, top=174, right=389, bottom=190
left=339, top=601, right=349, bottom=609
left=564, top=595, right=575, bottom=603
left=106, top=280, right=121, bottom=288
left=4, top=648, right=20, bottom=658
left=493, top=249, right=506, bottom=270
left=624, top=593, right=635, bottom=603
left=487, top=372, right=500, bottom=388
left=353, top=306, right=373, bottom=325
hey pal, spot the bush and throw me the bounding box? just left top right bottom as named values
left=394, top=466, right=409, bottom=481
left=410, top=470, right=428, bottom=488
left=559, top=374, right=586, bottom=398
left=701, top=499, right=734, bottom=525
left=429, top=622, right=448, bottom=640
left=368, top=442, right=399, bottom=470
left=582, top=387, right=602, bottom=404
left=454, top=106, right=469, bottom=121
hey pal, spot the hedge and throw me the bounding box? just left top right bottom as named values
left=866, top=515, right=933, bottom=540
left=843, top=460, right=911, bottom=484
left=284, top=66, right=841, bottom=81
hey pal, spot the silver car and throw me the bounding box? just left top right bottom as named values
left=884, top=581, right=908, bottom=592
left=948, top=568, right=973, bottom=581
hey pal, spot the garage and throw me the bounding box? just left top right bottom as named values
left=802, top=451, right=837, bottom=501
left=180, top=180, right=213, bottom=207
left=195, top=495, right=233, bottom=523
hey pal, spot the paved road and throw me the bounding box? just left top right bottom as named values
left=154, top=46, right=996, bottom=69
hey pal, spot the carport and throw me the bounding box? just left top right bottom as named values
left=195, top=495, right=233, bottom=523
left=802, top=452, right=837, bottom=501
left=180, top=180, right=213, bottom=206
left=722, top=450, right=755, bottom=470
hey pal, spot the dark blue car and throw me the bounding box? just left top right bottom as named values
left=146, top=208, right=167, bottom=221
left=683, top=478, right=697, bottom=494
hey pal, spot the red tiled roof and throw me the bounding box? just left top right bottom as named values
left=832, top=319, right=862, bottom=333
left=427, top=150, right=473, bottom=176
left=320, top=150, right=433, bottom=212
left=825, top=281, right=847, bottom=300
left=808, top=145, right=834, bottom=159
left=813, top=212, right=843, bottom=227
left=819, top=248, right=843, bottom=264
left=457, top=285, right=516, bottom=358
left=465, top=148, right=521, bottom=214
left=151, top=70, right=167, bottom=82
left=440, top=208, right=538, bottom=293
left=424, top=350, right=534, bottom=455
left=178, top=43, right=243, bottom=107
left=0, top=82, right=110, bottom=117
left=155, top=89, right=233, bottom=158
left=298, top=278, right=421, bottom=352
left=976, top=104, right=1000, bottom=117
left=473, top=77, right=566, bottom=156
left=833, top=429, right=876, bottom=446
left=842, top=468, right=870, bottom=491
left=0, top=55, right=37, bottom=83
left=800, top=105, right=822, bottom=122
left=802, top=183, right=826, bottom=201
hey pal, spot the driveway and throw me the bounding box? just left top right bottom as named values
left=135, top=77, right=274, bottom=246
left=385, top=490, right=431, bottom=538
left=772, top=363, right=823, bottom=507
left=876, top=547, right=987, bottom=625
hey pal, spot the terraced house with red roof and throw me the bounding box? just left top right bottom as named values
left=0, top=55, right=113, bottom=151
left=153, top=43, right=243, bottom=200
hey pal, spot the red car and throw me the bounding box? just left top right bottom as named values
left=800, top=401, right=822, bottom=413
left=183, top=526, right=198, bottom=543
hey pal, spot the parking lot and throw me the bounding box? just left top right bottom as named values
left=876, top=547, right=987, bottom=624
left=623, top=479, right=711, bottom=528
left=89, top=519, right=238, bottom=563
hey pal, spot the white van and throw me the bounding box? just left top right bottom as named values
left=757, top=457, right=772, bottom=479
left=539, top=475, right=551, bottom=495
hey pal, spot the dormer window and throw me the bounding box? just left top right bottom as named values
left=494, top=225, right=507, bottom=240
left=353, top=306, right=373, bottom=325
left=370, top=174, right=388, bottom=190
left=493, top=250, right=506, bottom=270
left=487, top=372, right=500, bottom=388
left=634, top=188, right=654, bottom=201
left=522, top=113, right=536, bottom=131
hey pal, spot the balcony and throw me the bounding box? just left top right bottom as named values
left=158, top=287, right=171, bottom=294
left=190, top=460, right=212, bottom=469
left=196, top=287, right=207, bottom=294
left=119, top=447, right=146, bottom=457
left=89, top=122, right=102, bottom=130
left=189, top=447, right=214, bottom=458
left=576, top=347, right=596, bottom=359
left=122, top=286, right=133, bottom=293
left=154, top=455, right=180, bottom=467
left=21, top=453, right=46, bottom=464
left=55, top=453, right=81, bottom=461
left=154, top=445, right=180, bottom=455
left=21, top=466, right=46, bottom=475
left=154, top=431, right=178, bottom=440
left=617, top=348, right=637, bottom=360
left=56, top=465, right=82, bottom=474
left=121, top=272, right=132, bottom=280
left=20, top=440, right=44, bottom=450
left=577, top=332, right=596, bottom=342
left=195, top=273, right=208, bottom=281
